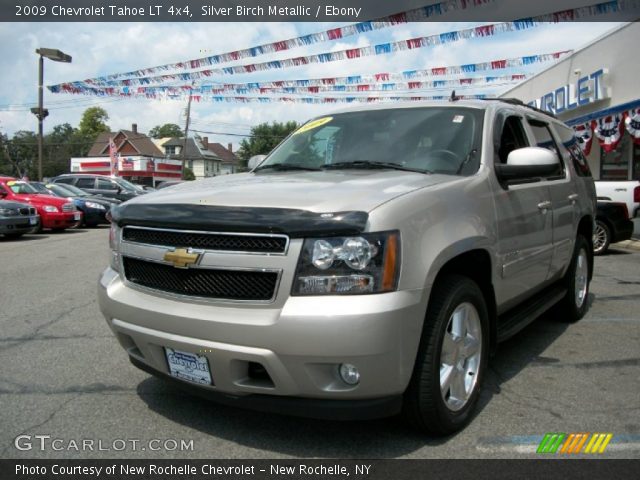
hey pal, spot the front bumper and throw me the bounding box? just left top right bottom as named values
left=41, top=211, right=82, bottom=229
left=98, top=267, right=427, bottom=419
left=0, top=215, right=39, bottom=234
left=82, top=208, right=108, bottom=226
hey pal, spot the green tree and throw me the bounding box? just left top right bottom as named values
left=3, top=130, right=38, bottom=179
left=43, top=123, right=78, bottom=177
left=237, top=121, right=298, bottom=168
left=149, top=123, right=184, bottom=138
left=77, top=106, right=110, bottom=139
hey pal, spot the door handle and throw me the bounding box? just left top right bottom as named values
left=537, top=201, right=552, bottom=212
left=568, top=193, right=579, bottom=204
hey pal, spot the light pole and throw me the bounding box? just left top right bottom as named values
left=31, top=48, right=71, bottom=181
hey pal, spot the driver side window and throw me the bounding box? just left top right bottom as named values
left=497, top=116, right=529, bottom=164
left=97, top=178, right=118, bottom=190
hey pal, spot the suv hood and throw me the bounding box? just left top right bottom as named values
left=128, top=170, right=458, bottom=213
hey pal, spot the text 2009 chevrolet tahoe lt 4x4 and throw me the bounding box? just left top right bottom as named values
left=99, top=99, right=596, bottom=435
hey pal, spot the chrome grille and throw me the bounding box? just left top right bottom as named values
left=62, top=203, right=75, bottom=212
left=123, top=257, right=278, bottom=301
left=122, top=227, right=288, bottom=254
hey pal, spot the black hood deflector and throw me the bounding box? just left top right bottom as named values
left=111, top=203, right=368, bottom=238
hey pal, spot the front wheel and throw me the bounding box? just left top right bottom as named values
left=403, top=274, right=488, bottom=435
left=592, top=220, right=610, bottom=255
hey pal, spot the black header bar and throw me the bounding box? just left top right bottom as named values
left=4, top=0, right=640, bottom=22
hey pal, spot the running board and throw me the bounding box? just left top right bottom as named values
left=497, top=283, right=567, bottom=342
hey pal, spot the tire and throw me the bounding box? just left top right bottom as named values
left=592, top=220, right=610, bottom=255
left=402, top=274, right=488, bottom=435
left=555, top=235, right=591, bottom=322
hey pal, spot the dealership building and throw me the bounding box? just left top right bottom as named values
left=500, top=22, right=639, bottom=181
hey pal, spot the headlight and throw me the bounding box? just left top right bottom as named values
left=109, top=223, right=121, bottom=272
left=43, top=205, right=59, bottom=213
left=85, top=202, right=106, bottom=210
left=292, top=231, right=400, bottom=295
left=0, top=208, right=18, bottom=216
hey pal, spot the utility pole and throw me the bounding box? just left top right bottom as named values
left=181, top=89, right=193, bottom=180
left=31, top=48, right=71, bottom=181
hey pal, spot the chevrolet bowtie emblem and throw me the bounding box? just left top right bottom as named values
left=163, top=248, right=201, bottom=268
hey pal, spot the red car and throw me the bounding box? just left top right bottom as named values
left=0, top=177, right=82, bottom=231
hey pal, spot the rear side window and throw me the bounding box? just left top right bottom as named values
left=556, top=124, right=592, bottom=177
left=76, top=177, right=95, bottom=188
left=55, top=177, right=74, bottom=185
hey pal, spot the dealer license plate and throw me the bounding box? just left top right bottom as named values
left=29, top=216, right=37, bottom=225
left=73, top=212, right=81, bottom=220
left=164, top=348, right=212, bottom=385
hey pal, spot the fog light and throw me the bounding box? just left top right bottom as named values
left=339, top=363, right=360, bottom=385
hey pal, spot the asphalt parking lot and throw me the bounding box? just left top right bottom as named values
left=1, top=227, right=639, bottom=459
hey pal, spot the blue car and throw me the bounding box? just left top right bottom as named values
left=31, top=182, right=118, bottom=227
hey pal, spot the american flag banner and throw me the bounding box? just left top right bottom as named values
left=108, top=137, right=119, bottom=177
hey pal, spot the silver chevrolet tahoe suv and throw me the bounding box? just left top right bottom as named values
left=99, top=99, right=596, bottom=435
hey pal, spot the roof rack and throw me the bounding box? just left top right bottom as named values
left=480, top=97, right=557, bottom=119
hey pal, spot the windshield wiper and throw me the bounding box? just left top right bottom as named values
left=254, top=163, right=321, bottom=172
left=323, top=161, right=429, bottom=174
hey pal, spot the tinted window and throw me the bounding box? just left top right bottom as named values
left=528, top=119, right=564, bottom=178
left=528, top=121, right=559, bottom=157
left=497, top=116, right=529, bottom=164
left=96, top=178, right=118, bottom=190
left=55, top=177, right=74, bottom=185
left=76, top=177, right=95, bottom=188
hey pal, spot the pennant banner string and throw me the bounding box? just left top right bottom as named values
left=48, top=0, right=628, bottom=92
left=61, top=74, right=527, bottom=98
left=57, top=0, right=496, bottom=85
left=49, top=51, right=567, bottom=96
left=107, top=94, right=495, bottom=104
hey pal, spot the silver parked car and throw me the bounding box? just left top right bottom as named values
left=99, top=99, right=596, bottom=434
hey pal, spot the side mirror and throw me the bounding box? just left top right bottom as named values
left=495, top=147, right=560, bottom=182
left=248, top=155, right=267, bottom=170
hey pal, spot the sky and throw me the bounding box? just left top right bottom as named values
left=0, top=19, right=623, bottom=150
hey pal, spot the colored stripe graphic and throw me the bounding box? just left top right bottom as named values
left=538, top=433, right=613, bottom=454
left=537, top=433, right=566, bottom=453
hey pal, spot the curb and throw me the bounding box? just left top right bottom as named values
left=615, top=238, right=640, bottom=252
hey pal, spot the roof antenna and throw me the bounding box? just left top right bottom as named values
left=449, top=90, right=459, bottom=102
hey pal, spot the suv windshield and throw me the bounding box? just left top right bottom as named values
left=113, top=178, right=139, bottom=192
left=257, top=107, right=484, bottom=176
